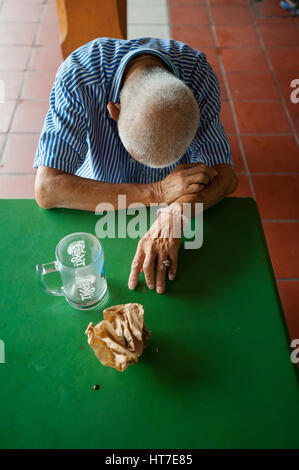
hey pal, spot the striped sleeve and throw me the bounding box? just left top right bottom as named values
left=33, top=75, right=88, bottom=173
left=188, top=55, right=233, bottom=167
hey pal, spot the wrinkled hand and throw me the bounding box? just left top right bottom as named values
left=128, top=212, right=182, bottom=294
left=153, top=162, right=217, bottom=205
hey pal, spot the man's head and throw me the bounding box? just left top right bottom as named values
left=109, top=65, right=199, bottom=168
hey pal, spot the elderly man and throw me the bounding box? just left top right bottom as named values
left=34, top=37, right=238, bottom=294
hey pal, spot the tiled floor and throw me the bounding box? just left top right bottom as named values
left=0, top=0, right=62, bottom=190
left=0, top=0, right=298, bottom=339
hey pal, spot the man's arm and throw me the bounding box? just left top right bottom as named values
left=35, top=162, right=216, bottom=211
left=35, top=166, right=154, bottom=211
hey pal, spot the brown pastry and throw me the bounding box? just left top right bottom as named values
left=85, top=303, right=150, bottom=372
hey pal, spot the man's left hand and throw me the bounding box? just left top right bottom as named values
left=128, top=212, right=182, bottom=294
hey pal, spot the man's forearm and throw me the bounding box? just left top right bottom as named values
left=35, top=166, right=156, bottom=211
left=170, top=164, right=238, bottom=216
left=35, top=163, right=237, bottom=214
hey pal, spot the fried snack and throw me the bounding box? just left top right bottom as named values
left=85, top=303, right=150, bottom=372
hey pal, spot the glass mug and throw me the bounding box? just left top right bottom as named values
left=36, top=232, right=107, bottom=310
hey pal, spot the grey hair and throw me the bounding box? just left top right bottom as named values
left=117, top=67, right=200, bottom=168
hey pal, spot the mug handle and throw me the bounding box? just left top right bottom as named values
left=36, top=261, right=64, bottom=296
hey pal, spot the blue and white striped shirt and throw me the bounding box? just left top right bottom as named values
left=33, top=37, right=232, bottom=183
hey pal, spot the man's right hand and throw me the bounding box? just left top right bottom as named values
left=152, top=162, right=218, bottom=206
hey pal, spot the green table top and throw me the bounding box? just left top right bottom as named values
left=0, top=198, right=298, bottom=449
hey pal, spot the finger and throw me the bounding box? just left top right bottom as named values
left=156, top=253, right=167, bottom=294
left=191, top=167, right=216, bottom=183
left=187, top=183, right=206, bottom=193
left=168, top=250, right=178, bottom=281
left=183, top=165, right=217, bottom=182
left=143, top=252, right=156, bottom=290
left=192, top=162, right=218, bottom=177
left=128, top=247, right=145, bottom=290
left=178, top=162, right=218, bottom=179
left=186, top=172, right=210, bottom=186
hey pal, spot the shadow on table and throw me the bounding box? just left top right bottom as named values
left=169, top=199, right=259, bottom=301
left=141, top=332, right=215, bottom=389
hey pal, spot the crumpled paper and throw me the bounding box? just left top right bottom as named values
left=85, top=303, right=150, bottom=372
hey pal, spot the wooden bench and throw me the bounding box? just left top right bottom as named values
left=55, top=0, right=127, bottom=59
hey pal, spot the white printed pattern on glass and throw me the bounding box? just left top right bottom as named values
left=67, top=240, right=86, bottom=267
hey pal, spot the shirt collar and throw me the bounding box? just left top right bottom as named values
left=108, top=47, right=180, bottom=105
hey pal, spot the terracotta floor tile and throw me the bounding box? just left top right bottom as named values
left=0, top=2, right=43, bottom=22
left=0, top=23, right=37, bottom=46
left=169, top=5, right=210, bottom=25
left=35, top=21, right=60, bottom=46
left=0, top=174, right=35, bottom=198
left=171, top=25, right=215, bottom=48
left=0, top=101, right=16, bottom=132
left=203, top=47, right=220, bottom=70
left=220, top=47, right=269, bottom=72
left=0, top=134, right=39, bottom=173
left=234, top=102, right=291, bottom=133
left=263, top=223, right=299, bottom=278
left=253, top=175, right=299, bottom=219
left=267, top=47, right=299, bottom=72
left=254, top=15, right=296, bottom=26
left=220, top=101, right=236, bottom=134
left=242, top=135, right=299, bottom=173
left=218, top=73, right=228, bottom=100
left=212, top=64, right=222, bottom=79
left=211, top=5, right=252, bottom=24
left=0, top=46, right=31, bottom=70
left=215, top=25, right=260, bottom=47
left=0, top=71, right=24, bottom=100
left=29, top=45, right=63, bottom=70
left=210, top=0, right=247, bottom=4
left=230, top=173, right=253, bottom=197
left=11, top=101, right=49, bottom=133
left=277, top=281, right=299, bottom=340
left=168, top=0, right=205, bottom=6
left=286, top=102, right=299, bottom=134
left=255, top=1, right=293, bottom=17
left=227, top=134, right=245, bottom=172
left=227, top=72, right=280, bottom=101
left=276, top=71, right=298, bottom=102
left=258, top=24, right=299, bottom=47
left=21, top=70, right=56, bottom=100
left=275, top=72, right=299, bottom=132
